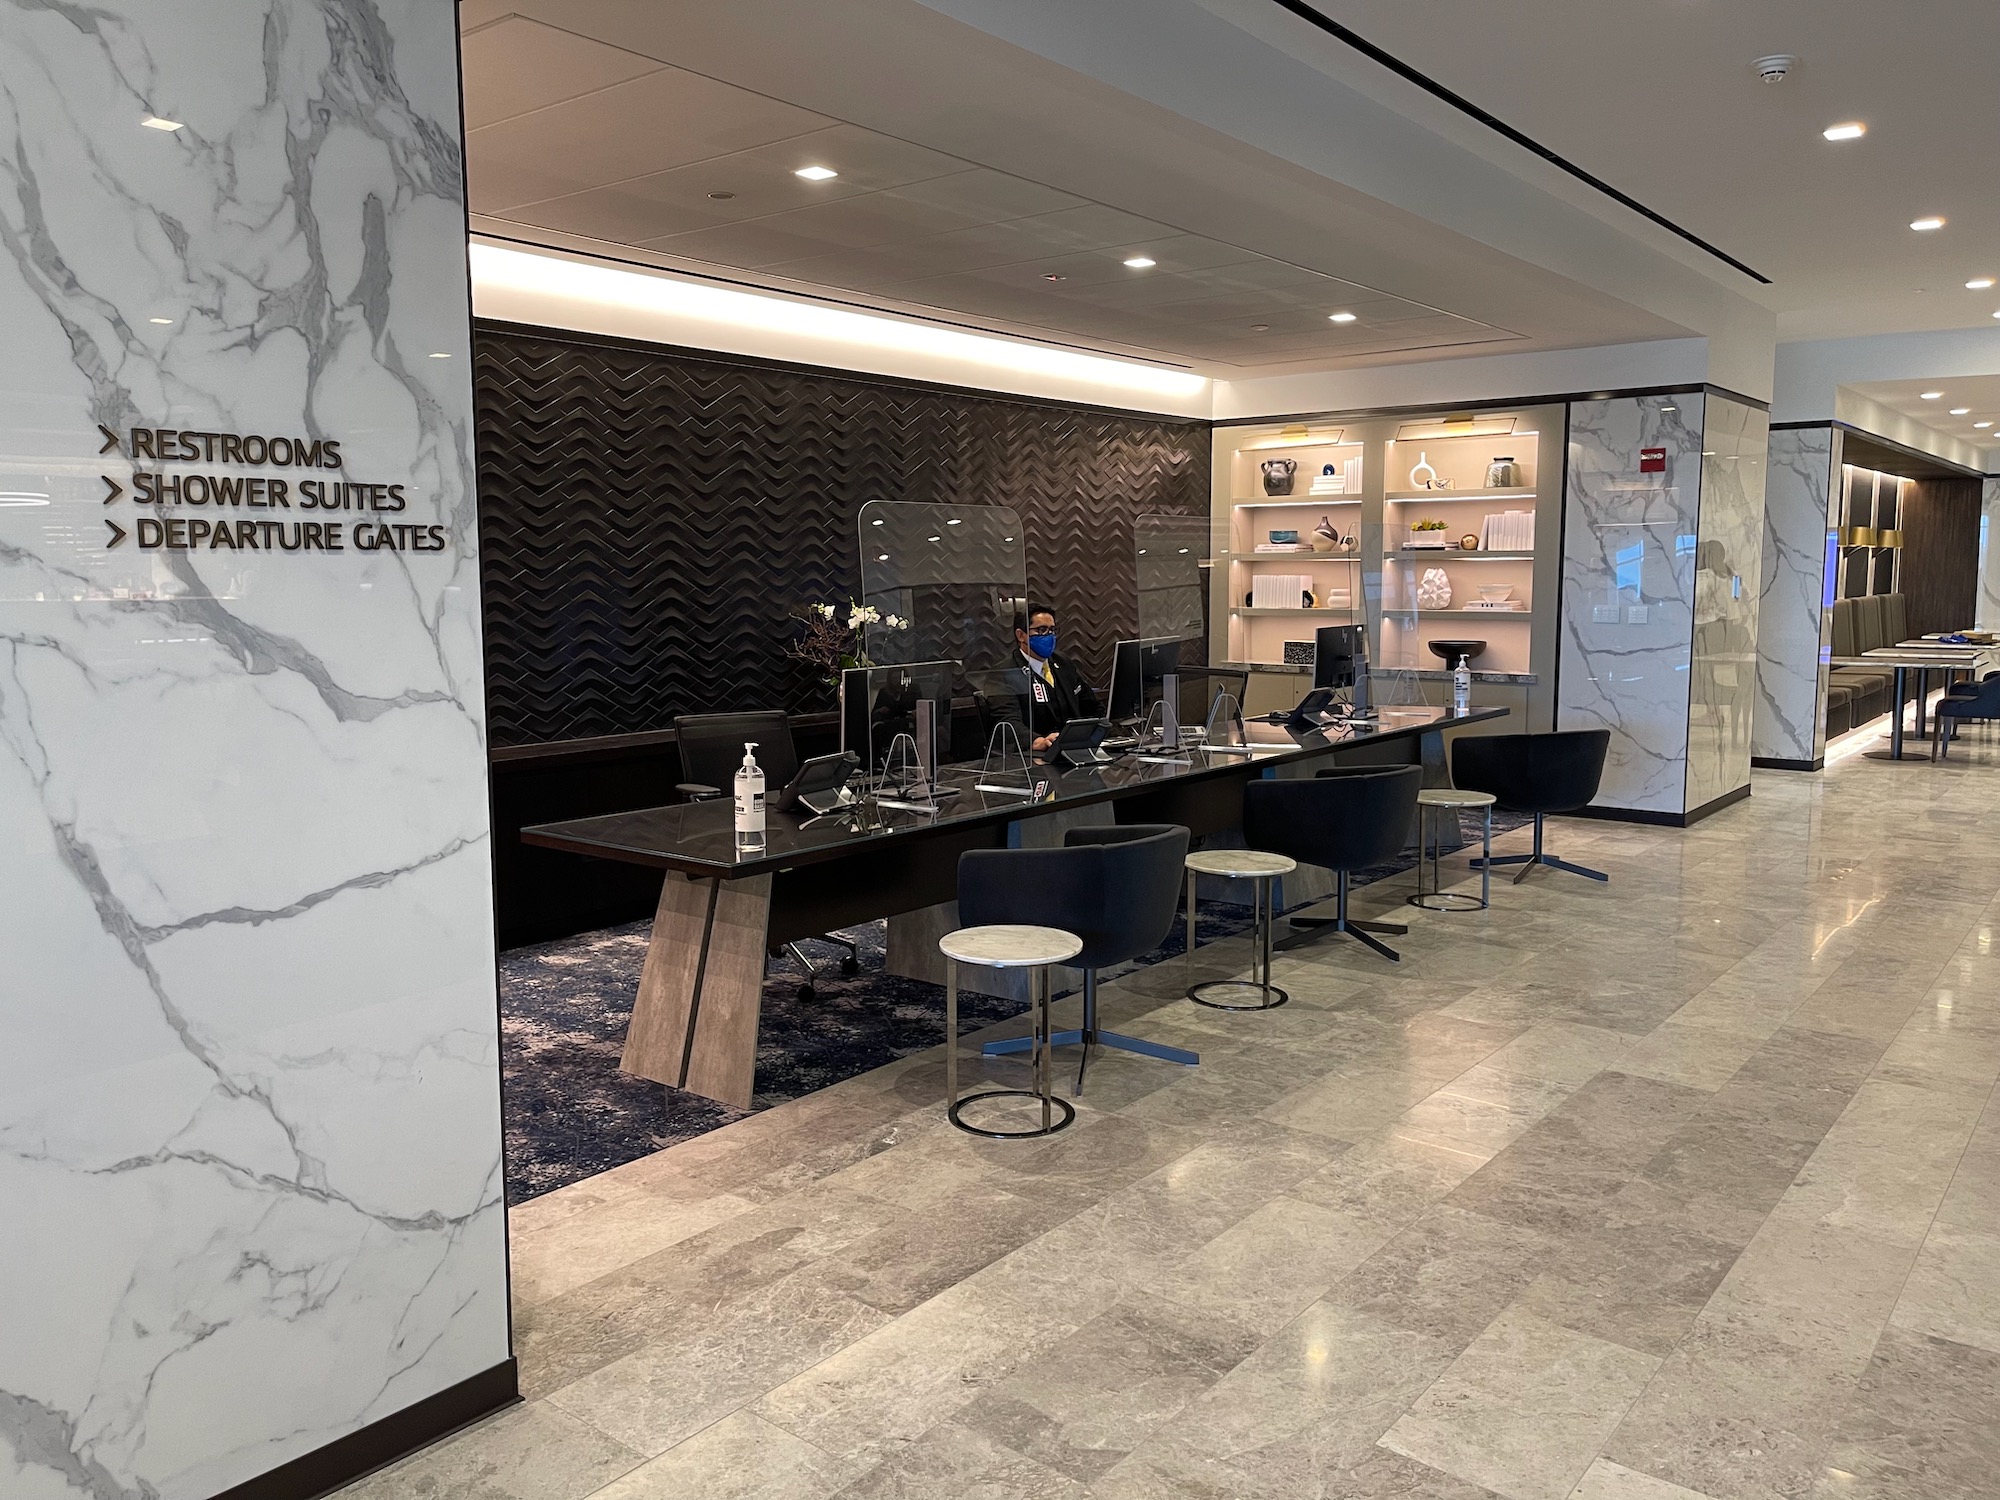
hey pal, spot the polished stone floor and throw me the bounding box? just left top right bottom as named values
left=343, top=741, right=2000, bottom=1500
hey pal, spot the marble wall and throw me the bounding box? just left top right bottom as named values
left=1686, top=395, right=1767, bottom=809
left=1980, top=477, right=2000, bottom=632
left=0, top=4, right=508, bottom=1497
left=1754, top=427, right=1839, bottom=766
left=1558, top=394, right=1705, bottom=814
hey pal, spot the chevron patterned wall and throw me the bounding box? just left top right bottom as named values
left=475, top=324, right=1211, bottom=747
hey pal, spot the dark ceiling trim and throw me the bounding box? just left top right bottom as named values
left=1265, top=0, right=1773, bottom=285
left=1829, top=421, right=1985, bottom=480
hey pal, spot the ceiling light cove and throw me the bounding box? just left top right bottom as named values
left=793, top=165, right=838, bottom=181
left=1968, top=278, right=1995, bottom=290
left=1821, top=122, right=1866, bottom=141
left=1121, top=256, right=1156, bottom=269
left=1910, top=217, right=1947, bottom=232
left=469, top=244, right=1208, bottom=401
left=1328, top=312, right=1358, bottom=323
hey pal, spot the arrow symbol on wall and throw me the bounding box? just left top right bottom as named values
left=106, top=520, right=127, bottom=548
left=97, top=424, right=121, bottom=454
left=102, top=476, right=124, bottom=504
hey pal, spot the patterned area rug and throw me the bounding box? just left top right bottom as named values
left=500, top=812, right=1526, bottom=1202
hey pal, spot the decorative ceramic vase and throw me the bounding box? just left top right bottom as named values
left=1416, top=568, right=1453, bottom=610
left=1408, top=451, right=1438, bottom=489
left=1261, top=457, right=1298, bottom=495
left=1485, top=457, right=1520, bottom=488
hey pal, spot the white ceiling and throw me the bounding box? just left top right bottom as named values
left=1290, top=0, right=2000, bottom=343
left=1848, top=376, right=2000, bottom=449
left=461, top=13, right=1519, bottom=370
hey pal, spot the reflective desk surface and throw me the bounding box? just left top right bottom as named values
left=523, top=705, right=1508, bottom=880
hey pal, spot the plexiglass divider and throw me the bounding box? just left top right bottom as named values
left=859, top=500, right=1025, bottom=683
left=1362, top=519, right=1434, bottom=711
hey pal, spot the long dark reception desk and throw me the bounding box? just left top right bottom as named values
left=523, top=705, right=1505, bottom=1108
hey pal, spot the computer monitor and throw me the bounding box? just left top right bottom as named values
left=1313, top=625, right=1365, bottom=695
left=1107, top=636, right=1182, bottom=722
left=839, top=659, right=955, bottom=777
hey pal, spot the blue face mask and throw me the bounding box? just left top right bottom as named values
left=1027, top=629, right=1057, bottom=660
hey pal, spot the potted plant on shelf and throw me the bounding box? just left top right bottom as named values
left=787, top=600, right=908, bottom=687
left=1409, top=518, right=1451, bottom=549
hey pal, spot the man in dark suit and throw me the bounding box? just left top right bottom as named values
left=1010, top=604, right=1103, bottom=752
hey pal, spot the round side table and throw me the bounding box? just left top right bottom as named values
left=1184, top=849, right=1296, bottom=1010
left=1408, top=788, right=1496, bottom=911
left=940, top=924, right=1083, bottom=1138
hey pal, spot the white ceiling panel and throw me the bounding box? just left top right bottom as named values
left=459, top=17, right=662, bottom=131
left=469, top=67, right=836, bottom=211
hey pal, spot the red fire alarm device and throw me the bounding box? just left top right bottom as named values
left=1639, top=446, right=1667, bottom=474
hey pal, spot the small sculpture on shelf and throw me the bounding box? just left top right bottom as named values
left=1416, top=568, right=1453, bottom=610
left=1261, top=457, right=1298, bottom=495
left=1459, top=534, right=1481, bottom=551
left=1408, top=450, right=1438, bottom=489
left=1312, top=515, right=1341, bottom=552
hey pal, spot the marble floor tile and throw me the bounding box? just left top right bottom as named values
left=337, top=755, right=2000, bottom=1500
left=510, top=1189, right=759, bottom=1308
left=1570, top=1457, right=1723, bottom=1499
left=1379, top=1306, right=1659, bottom=1500
left=1600, top=1316, right=1862, bottom=1500
left=1613, top=1025, right=1765, bottom=1093
left=589, top=1411, right=869, bottom=1499
left=1324, top=1203, right=1557, bottom=1348
left=338, top=1400, right=641, bottom=1500
left=1810, top=1326, right=2000, bottom=1499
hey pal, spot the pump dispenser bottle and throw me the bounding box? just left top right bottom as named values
left=734, top=742, right=766, bottom=851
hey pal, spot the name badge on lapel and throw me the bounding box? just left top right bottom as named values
left=1032, top=679, right=1048, bottom=703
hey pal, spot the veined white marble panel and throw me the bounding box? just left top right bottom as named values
left=1686, top=395, right=1766, bottom=810
left=1754, top=427, right=1838, bottom=766
left=1558, top=394, right=1703, bottom=814
left=1980, top=477, right=2000, bottom=633
left=0, top=4, right=505, bottom=1497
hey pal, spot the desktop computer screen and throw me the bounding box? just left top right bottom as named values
left=1106, top=636, right=1182, bottom=722
left=1313, top=625, right=1365, bottom=695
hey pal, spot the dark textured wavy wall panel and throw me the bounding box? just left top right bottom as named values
left=475, top=323, right=1210, bottom=747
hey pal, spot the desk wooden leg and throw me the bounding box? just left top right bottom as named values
left=622, top=872, right=772, bottom=1110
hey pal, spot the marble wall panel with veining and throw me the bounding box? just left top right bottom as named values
left=1686, top=395, right=1767, bottom=809
left=1979, top=477, right=2000, bottom=632
left=1753, top=427, right=1838, bottom=766
left=0, top=3, right=508, bottom=1496
left=1558, top=394, right=1704, bottom=814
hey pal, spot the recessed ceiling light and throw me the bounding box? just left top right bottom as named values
left=1122, top=256, right=1156, bottom=269
left=142, top=116, right=183, bottom=131
left=1042, top=273, right=1065, bottom=281
left=1822, top=122, right=1866, bottom=141
left=149, top=317, right=172, bottom=325
left=1250, top=324, right=1269, bottom=331
left=1950, top=407, right=1970, bottom=415
left=1328, top=312, right=1357, bottom=323
left=1920, top=391, right=1943, bottom=399
left=793, top=165, right=838, bottom=181
left=1977, top=421, right=1993, bottom=429
left=1911, top=217, right=1946, bottom=232
left=1967, top=278, right=1994, bottom=289
left=428, top=352, right=451, bottom=359
left=707, top=191, right=736, bottom=201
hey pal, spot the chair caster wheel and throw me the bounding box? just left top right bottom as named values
left=796, top=982, right=816, bottom=1003
left=840, top=955, right=859, bottom=976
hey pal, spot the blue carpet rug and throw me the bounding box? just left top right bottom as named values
left=499, top=812, right=1524, bottom=1203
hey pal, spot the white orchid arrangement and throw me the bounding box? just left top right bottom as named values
left=789, top=598, right=908, bottom=682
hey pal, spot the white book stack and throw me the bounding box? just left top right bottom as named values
left=1478, top=510, right=1535, bottom=550
left=1343, top=455, right=1364, bottom=492
left=1250, top=573, right=1313, bottom=608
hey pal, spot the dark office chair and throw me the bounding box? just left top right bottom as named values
left=1244, top=767, right=1421, bottom=961
left=674, top=711, right=859, bottom=999
left=961, top=824, right=1197, bottom=1095
left=1452, top=730, right=1611, bottom=884
left=1933, top=676, right=2000, bottom=761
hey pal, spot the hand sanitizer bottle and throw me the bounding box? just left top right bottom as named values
left=734, top=742, right=765, bottom=851
left=1452, top=656, right=1472, bottom=716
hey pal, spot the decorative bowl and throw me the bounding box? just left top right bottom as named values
left=1477, top=584, right=1514, bottom=602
